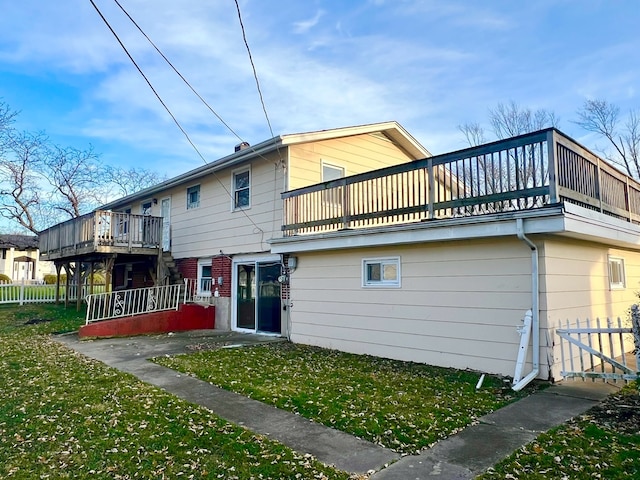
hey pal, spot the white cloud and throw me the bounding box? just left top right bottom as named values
left=292, top=10, right=326, bottom=34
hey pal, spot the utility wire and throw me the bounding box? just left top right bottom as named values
left=89, top=0, right=208, bottom=165
left=233, top=0, right=277, bottom=141
left=111, top=0, right=283, bottom=168
left=89, top=0, right=266, bottom=236
left=112, top=0, right=243, bottom=144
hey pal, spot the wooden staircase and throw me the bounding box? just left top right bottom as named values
left=158, top=251, right=183, bottom=285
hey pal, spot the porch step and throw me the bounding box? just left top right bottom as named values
left=159, top=252, right=183, bottom=285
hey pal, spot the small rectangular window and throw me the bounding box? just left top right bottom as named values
left=233, top=169, right=251, bottom=209
left=141, top=201, right=152, bottom=216
left=608, top=256, right=625, bottom=289
left=187, top=185, right=200, bottom=210
left=363, top=257, right=401, bottom=288
left=198, top=259, right=212, bottom=295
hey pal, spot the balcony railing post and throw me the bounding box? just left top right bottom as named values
left=94, top=211, right=100, bottom=247
left=546, top=130, right=559, bottom=204
left=341, top=179, right=350, bottom=230
left=427, top=158, right=435, bottom=219
left=625, top=177, right=632, bottom=221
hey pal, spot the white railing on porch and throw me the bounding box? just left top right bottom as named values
left=85, top=282, right=187, bottom=324
left=0, top=282, right=106, bottom=305
left=556, top=315, right=640, bottom=382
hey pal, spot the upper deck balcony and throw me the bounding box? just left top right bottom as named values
left=39, top=210, right=163, bottom=261
left=281, top=128, right=640, bottom=236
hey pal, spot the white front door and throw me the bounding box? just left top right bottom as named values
left=161, top=197, right=171, bottom=251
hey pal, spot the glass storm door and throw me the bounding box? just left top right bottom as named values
left=257, top=263, right=281, bottom=334
left=235, top=262, right=281, bottom=334
left=236, top=264, right=256, bottom=330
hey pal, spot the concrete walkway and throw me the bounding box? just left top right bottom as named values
left=54, top=330, right=618, bottom=479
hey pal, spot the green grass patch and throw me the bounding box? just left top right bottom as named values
left=153, top=343, right=534, bottom=454
left=0, top=305, right=350, bottom=479
left=478, top=383, right=640, bottom=479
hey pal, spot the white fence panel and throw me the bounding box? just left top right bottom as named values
left=557, top=314, right=639, bottom=382
left=0, top=282, right=107, bottom=306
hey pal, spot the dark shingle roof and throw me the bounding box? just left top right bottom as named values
left=0, top=234, right=39, bottom=250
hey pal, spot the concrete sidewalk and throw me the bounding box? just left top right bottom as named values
left=54, top=331, right=618, bottom=479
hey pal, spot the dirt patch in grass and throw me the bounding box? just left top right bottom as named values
left=588, top=386, right=640, bottom=435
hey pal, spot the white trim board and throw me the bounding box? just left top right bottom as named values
left=270, top=203, right=640, bottom=254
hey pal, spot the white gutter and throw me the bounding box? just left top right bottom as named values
left=513, top=217, right=540, bottom=391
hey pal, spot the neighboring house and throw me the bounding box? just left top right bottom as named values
left=0, top=234, right=55, bottom=283
left=38, top=124, right=640, bottom=383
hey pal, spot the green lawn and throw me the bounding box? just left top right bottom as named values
left=0, top=305, right=351, bottom=480
left=479, top=383, right=640, bottom=479
left=3, top=304, right=637, bottom=479
left=153, top=342, right=534, bottom=454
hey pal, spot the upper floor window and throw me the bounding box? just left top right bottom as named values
left=322, top=162, right=345, bottom=204
left=141, top=201, right=152, bottom=216
left=187, top=185, right=200, bottom=210
left=322, top=162, right=345, bottom=182
left=608, top=256, right=625, bottom=290
left=233, top=169, right=250, bottom=209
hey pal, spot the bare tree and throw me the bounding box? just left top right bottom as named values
left=575, top=99, right=640, bottom=178
left=104, top=166, right=167, bottom=198
left=0, top=101, right=166, bottom=233
left=455, top=102, right=559, bottom=213
left=0, top=131, right=48, bottom=233
left=458, top=121, right=487, bottom=147
left=43, top=145, right=105, bottom=218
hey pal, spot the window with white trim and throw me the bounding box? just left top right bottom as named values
left=608, top=256, right=625, bottom=289
left=322, top=162, right=345, bottom=204
left=363, top=257, right=401, bottom=287
left=233, top=168, right=251, bottom=209
left=187, top=185, right=200, bottom=210
left=198, top=259, right=212, bottom=295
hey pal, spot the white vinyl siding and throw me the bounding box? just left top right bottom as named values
left=167, top=151, right=284, bottom=257
left=288, top=239, right=532, bottom=377
left=288, top=133, right=418, bottom=191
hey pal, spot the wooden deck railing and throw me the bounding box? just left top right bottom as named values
left=281, top=128, right=640, bottom=235
left=39, top=210, right=163, bottom=260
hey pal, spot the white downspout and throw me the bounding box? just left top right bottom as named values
left=513, top=217, right=540, bottom=391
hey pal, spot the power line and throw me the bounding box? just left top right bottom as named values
left=111, top=0, right=283, bottom=168
left=112, top=0, right=243, bottom=144
left=88, top=0, right=266, bottom=237
left=233, top=0, right=277, bottom=141
left=89, top=0, right=209, bottom=166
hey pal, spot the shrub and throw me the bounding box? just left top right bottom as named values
left=0, top=273, right=11, bottom=284
left=44, top=274, right=66, bottom=285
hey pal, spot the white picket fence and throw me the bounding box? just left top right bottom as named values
left=556, top=312, right=640, bottom=382
left=0, top=282, right=107, bottom=306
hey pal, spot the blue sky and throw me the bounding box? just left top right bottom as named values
left=1, top=0, right=639, bottom=178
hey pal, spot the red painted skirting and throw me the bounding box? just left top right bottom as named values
left=79, top=303, right=215, bottom=338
